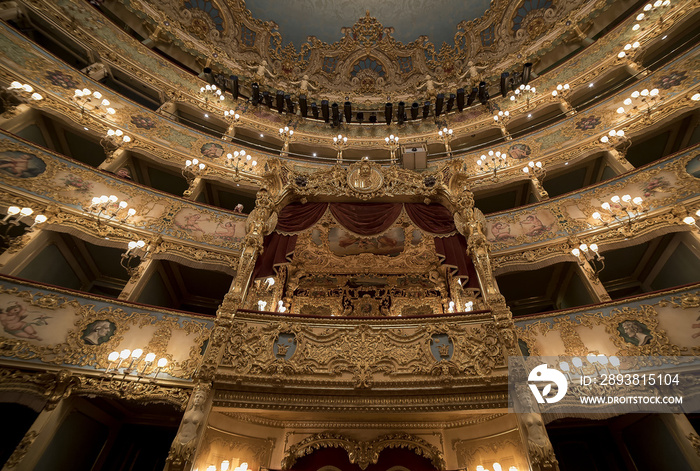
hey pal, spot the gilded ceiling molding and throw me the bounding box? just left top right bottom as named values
left=282, top=432, right=446, bottom=470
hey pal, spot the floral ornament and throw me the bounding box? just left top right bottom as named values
left=655, top=71, right=688, bottom=90
left=130, top=115, right=156, bottom=130
left=641, top=176, right=670, bottom=197
left=61, top=174, right=93, bottom=194
left=45, top=70, right=79, bottom=89
left=575, top=115, right=601, bottom=131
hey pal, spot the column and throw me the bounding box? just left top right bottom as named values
left=603, top=149, right=635, bottom=174
left=183, top=177, right=205, bottom=200
left=118, top=258, right=158, bottom=302
left=2, top=371, right=77, bottom=471
left=0, top=228, right=52, bottom=274
left=527, top=177, right=549, bottom=201
left=573, top=260, right=611, bottom=303
left=98, top=148, right=129, bottom=173
left=659, top=414, right=700, bottom=468
left=80, top=63, right=109, bottom=81
left=164, top=382, right=213, bottom=471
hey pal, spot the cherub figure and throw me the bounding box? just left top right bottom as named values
left=416, top=74, right=444, bottom=99
left=246, top=60, right=276, bottom=84
left=288, top=74, right=318, bottom=94
left=457, top=61, right=487, bottom=85
left=0, top=303, right=45, bottom=340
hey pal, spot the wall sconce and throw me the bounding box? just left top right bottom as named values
left=225, top=150, right=257, bottom=178
left=384, top=134, right=400, bottom=163
left=72, top=88, right=115, bottom=117
left=224, top=109, right=240, bottom=122
left=599, top=129, right=631, bottom=155
left=510, top=83, right=536, bottom=105
left=333, top=134, right=348, bottom=163
left=120, top=239, right=152, bottom=277
left=551, top=83, right=570, bottom=97
left=200, top=83, right=225, bottom=102
left=86, top=195, right=136, bottom=225
left=477, top=149, right=507, bottom=179
left=522, top=160, right=545, bottom=179
left=3, top=81, right=43, bottom=115
left=101, top=128, right=133, bottom=154
left=106, top=349, right=168, bottom=377
left=493, top=110, right=510, bottom=124
left=683, top=209, right=700, bottom=229
left=571, top=242, right=605, bottom=279
left=1, top=206, right=46, bottom=246
left=183, top=158, right=206, bottom=183
left=592, top=194, right=645, bottom=226
left=437, top=127, right=453, bottom=157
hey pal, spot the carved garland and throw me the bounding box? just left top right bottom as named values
left=282, top=432, right=446, bottom=470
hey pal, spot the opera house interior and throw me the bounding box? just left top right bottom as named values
left=0, top=0, right=699, bottom=470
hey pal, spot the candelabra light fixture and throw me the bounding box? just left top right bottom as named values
left=510, top=83, right=536, bottom=105
left=560, top=354, right=621, bottom=381
left=101, top=128, right=132, bottom=154
left=105, top=348, right=168, bottom=378
left=278, top=125, right=294, bottom=155
left=333, top=134, right=348, bottom=163
left=437, top=127, right=454, bottom=157
left=475, top=464, right=515, bottom=471
left=72, top=88, right=115, bottom=117
left=591, top=194, right=645, bottom=227
left=225, top=150, right=257, bottom=177
left=200, top=83, right=225, bottom=102
left=1, top=206, right=46, bottom=247
left=571, top=242, right=605, bottom=279
left=616, top=88, right=659, bottom=122
left=384, top=134, right=400, bottom=163
left=86, top=195, right=136, bottom=226
left=183, top=158, right=206, bottom=183
left=206, top=461, right=249, bottom=471
left=477, top=149, right=508, bottom=178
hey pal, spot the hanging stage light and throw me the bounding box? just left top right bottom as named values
left=331, top=103, right=340, bottom=126
left=276, top=90, right=285, bottom=113
left=311, top=102, right=319, bottom=119
left=478, top=81, right=489, bottom=105
left=285, top=94, right=294, bottom=114
left=321, top=100, right=329, bottom=123
left=344, top=101, right=352, bottom=124
left=229, top=75, right=239, bottom=99
left=251, top=83, right=260, bottom=105
left=299, top=95, right=308, bottom=117
left=411, top=102, right=419, bottom=120
left=500, top=72, right=509, bottom=98
left=385, top=102, right=393, bottom=125
left=523, top=62, right=533, bottom=85
left=397, top=101, right=405, bottom=124
left=446, top=94, right=455, bottom=113
left=467, top=87, right=478, bottom=106
left=456, top=88, right=465, bottom=111
left=423, top=101, right=430, bottom=119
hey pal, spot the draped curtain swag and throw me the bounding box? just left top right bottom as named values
left=253, top=203, right=477, bottom=285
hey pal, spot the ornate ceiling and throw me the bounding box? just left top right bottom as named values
left=122, top=0, right=615, bottom=102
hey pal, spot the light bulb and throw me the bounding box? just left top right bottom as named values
left=631, top=91, right=640, bottom=98
left=610, top=356, right=620, bottom=367
left=598, top=354, right=608, bottom=365
left=128, top=241, right=137, bottom=250
left=641, top=89, right=649, bottom=96
left=587, top=353, right=597, bottom=363
left=22, top=84, right=33, bottom=93
left=127, top=208, right=136, bottom=216
left=120, top=349, right=131, bottom=359
left=31, top=93, right=42, bottom=101
left=590, top=243, right=599, bottom=252
left=611, top=195, right=621, bottom=203
left=115, top=129, right=123, bottom=136
left=145, top=352, right=156, bottom=362
left=616, top=107, right=625, bottom=114
left=636, top=13, right=645, bottom=20
left=82, top=88, right=91, bottom=96
left=131, top=349, right=143, bottom=358
left=136, top=240, right=146, bottom=248
left=108, top=351, right=120, bottom=362
left=572, top=357, right=583, bottom=368
left=7, top=206, right=20, bottom=215
left=618, top=51, right=626, bottom=59
left=650, top=88, right=659, bottom=96
left=157, top=358, right=167, bottom=368
left=122, top=135, right=131, bottom=143
left=592, top=212, right=601, bottom=220
left=644, top=3, right=652, bottom=10
left=624, top=44, right=632, bottom=51
left=633, top=41, right=640, bottom=48
left=684, top=216, right=696, bottom=225
left=622, top=194, right=632, bottom=202
left=616, top=130, right=625, bottom=137
left=93, top=91, right=102, bottom=99
left=119, top=201, right=128, bottom=209
left=571, top=248, right=580, bottom=257
left=108, top=195, right=118, bottom=203
left=623, top=98, right=632, bottom=105
left=20, top=207, right=33, bottom=216
left=580, top=243, right=589, bottom=252
left=633, top=197, right=643, bottom=205
left=34, top=214, right=47, bottom=224
left=560, top=361, right=570, bottom=371
left=601, top=202, right=611, bottom=211
left=192, top=158, right=198, bottom=165
left=633, top=23, right=640, bottom=31
left=600, top=136, right=609, bottom=143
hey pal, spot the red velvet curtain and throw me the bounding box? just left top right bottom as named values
left=253, top=202, right=477, bottom=286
